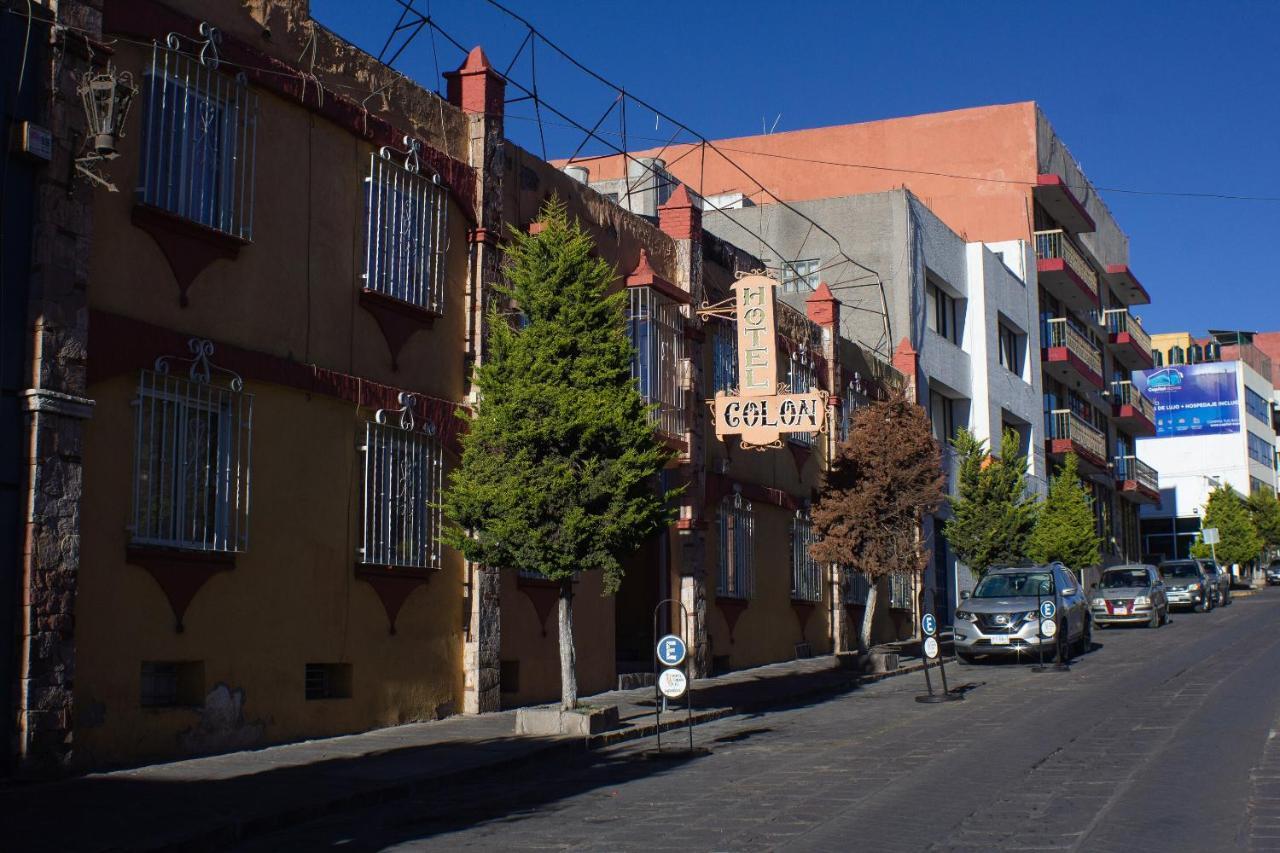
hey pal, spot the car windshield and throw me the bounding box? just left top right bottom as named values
left=1160, top=562, right=1200, bottom=578
left=973, top=571, right=1053, bottom=598
left=1101, top=570, right=1148, bottom=589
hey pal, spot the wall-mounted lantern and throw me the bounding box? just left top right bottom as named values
left=78, top=64, right=136, bottom=157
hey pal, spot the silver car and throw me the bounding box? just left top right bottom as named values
left=1090, top=564, right=1168, bottom=628
left=1159, top=560, right=1212, bottom=612
left=1198, top=559, right=1232, bottom=606
left=955, top=563, right=1091, bottom=662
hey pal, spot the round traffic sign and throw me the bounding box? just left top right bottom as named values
left=658, top=668, right=688, bottom=698
left=1040, top=600, right=1056, bottom=619
left=1040, top=618, right=1058, bottom=638
left=921, top=613, right=937, bottom=637
left=923, top=636, right=939, bottom=659
left=656, top=634, right=687, bottom=667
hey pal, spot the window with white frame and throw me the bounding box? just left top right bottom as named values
left=717, top=493, right=755, bottom=599
left=363, top=140, right=448, bottom=314
left=710, top=321, right=737, bottom=394
left=791, top=513, right=822, bottom=602
left=889, top=573, right=913, bottom=610
left=130, top=340, right=252, bottom=553
left=628, top=286, right=687, bottom=436
left=780, top=259, right=820, bottom=293
left=138, top=34, right=258, bottom=239
left=359, top=394, right=443, bottom=570
left=787, top=348, right=818, bottom=447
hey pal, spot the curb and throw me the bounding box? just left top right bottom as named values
left=137, top=656, right=945, bottom=851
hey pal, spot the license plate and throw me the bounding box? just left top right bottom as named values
left=989, top=636, right=1010, bottom=645
left=1113, top=605, right=1127, bottom=615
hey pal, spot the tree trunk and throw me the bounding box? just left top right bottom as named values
left=859, top=582, right=877, bottom=654
left=557, top=578, right=577, bottom=711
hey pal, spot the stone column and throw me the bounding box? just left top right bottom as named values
left=446, top=47, right=505, bottom=714
left=16, top=0, right=102, bottom=773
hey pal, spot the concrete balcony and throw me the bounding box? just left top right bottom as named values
left=1034, top=175, right=1096, bottom=234
left=1047, top=409, right=1108, bottom=472
left=1110, top=380, right=1157, bottom=437
left=1042, top=318, right=1104, bottom=390
left=1102, top=309, right=1154, bottom=371
left=1115, top=454, right=1160, bottom=504
left=1104, top=264, right=1150, bottom=306
left=1035, top=229, right=1100, bottom=314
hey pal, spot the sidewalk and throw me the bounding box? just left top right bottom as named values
left=1, top=649, right=948, bottom=852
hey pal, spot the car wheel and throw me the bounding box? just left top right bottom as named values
left=1081, top=618, right=1093, bottom=652
left=1195, top=593, right=1208, bottom=613
left=957, top=652, right=977, bottom=664
left=1148, top=608, right=1160, bottom=629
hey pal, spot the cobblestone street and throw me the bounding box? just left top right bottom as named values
left=238, top=588, right=1280, bottom=852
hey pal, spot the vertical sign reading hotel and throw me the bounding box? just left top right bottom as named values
left=735, top=276, right=777, bottom=397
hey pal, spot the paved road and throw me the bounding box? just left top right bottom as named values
left=240, top=588, right=1280, bottom=852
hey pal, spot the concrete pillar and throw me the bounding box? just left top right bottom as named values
left=806, top=282, right=844, bottom=653
left=447, top=46, right=505, bottom=714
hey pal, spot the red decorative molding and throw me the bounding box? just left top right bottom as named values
left=131, top=205, right=248, bottom=307
left=658, top=184, right=701, bottom=241
left=355, top=565, right=431, bottom=634
left=516, top=575, right=562, bottom=638
left=88, top=310, right=468, bottom=455
left=791, top=600, right=816, bottom=640
left=705, top=472, right=802, bottom=512
left=126, top=546, right=235, bottom=632
left=788, top=442, right=813, bottom=474
left=717, top=598, right=749, bottom=644
left=358, top=289, right=440, bottom=370
left=625, top=249, right=692, bottom=306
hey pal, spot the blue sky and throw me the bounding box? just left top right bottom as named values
left=313, top=0, right=1280, bottom=336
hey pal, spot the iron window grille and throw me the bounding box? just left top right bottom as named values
left=359, top=393, right=443, bottom=571
left=791, top=513, right=822, bottom=602
left=841, top=374, right=870, bottom=443
left=780, top=258, right=820, bottom=293
left=710, top=320, right=737, bottom=395
left=363, top=138, right=448, bottom=314
left=787, top=348, right=817, bottom=447
left=717, top=492, right=755, bottom=599
left=844, top=570, right=871, bottom=606
left=628, top=286, right=687, bottom=436
left=138, top=25, right=257, bottom=239
left=130, top=339, right=252, bottom=553
left=889, top=573, right=913, bottom=610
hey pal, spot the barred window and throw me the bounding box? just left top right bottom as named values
left=889, top=574, right=913, bottom=610
left=844, top=570, right=871, bottom=606
left=710, top=321, right=737, bottom=394
left=717, top=493, right=755, bottom=599
left=359, top=396, right=443, bottom=571
left=840, top=377, right=870, bottom=443
left=363, top=140, right=448, bottom=313
left=138, top=34, right=257, bottom=239
left=787, top=349, right=818, bottom=447
left=628, top=286, right=687, bottom=436
left=791, top=514, right=822, bottom=602
left=130, top=341, right=252, bottom=553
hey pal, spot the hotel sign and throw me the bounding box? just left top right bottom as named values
left=712, top=275, right=825, bottom=449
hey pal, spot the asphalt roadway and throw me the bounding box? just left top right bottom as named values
left=239, top=587, right=1280, bottom=852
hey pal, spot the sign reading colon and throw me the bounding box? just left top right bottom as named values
left=714, top=275, right=826, bottom=449
left=1133, top=362, right=1240, bottom=437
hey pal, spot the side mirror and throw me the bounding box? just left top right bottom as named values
left=1062, top=587, right=1077, bottom=597
left=960, top=590, right=971, bottom=600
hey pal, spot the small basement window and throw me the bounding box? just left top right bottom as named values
left=305, top=663, right=353, bottom=700
left=140, top=661, right=204, bottom=708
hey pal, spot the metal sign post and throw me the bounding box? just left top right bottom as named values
left=648, top=599, right=705, bottom=757
left=1204, top=527, right=1220, bottom=565
left=1031, top=597, right=1068, bottom=673
left=915, top=613, right=962, bottom=703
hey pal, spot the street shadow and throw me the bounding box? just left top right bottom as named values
left=712, top=727, right=773, bottom=743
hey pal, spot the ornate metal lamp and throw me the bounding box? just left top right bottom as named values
left=78, top=64, right=136, bottom=158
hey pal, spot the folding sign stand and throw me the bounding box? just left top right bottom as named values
left=1030, top=589, right=1069, bottom=673
left=645, top=598, right=708, bottom=759
left=915, top=612, right=962, bottom=703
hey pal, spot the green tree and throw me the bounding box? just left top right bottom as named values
left=1245, top=489, right=1280, bottom=562
left=1027, top=453, right=1101, bottom=573
left=442, top=198, right=676, bottom=710
left=943, top=427, right=1038, bottom=577
left=809, top=385, right=946, bottom=653
left=1192, top=486, right=1262, bottom=568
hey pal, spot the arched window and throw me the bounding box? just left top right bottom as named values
left=1152, top=349, right=1164, bottom=367
left=1168, top=346, right=1185, bottom=365
left=1188, top=344, right=1203, bottom=364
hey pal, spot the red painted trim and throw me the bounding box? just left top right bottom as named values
left=1035, top=174, right=1097, bottom=233
left=791, top=600, right=816, bottom=640
left=88, top=309, right=468, bottom=454
left=1043, top=347, right=1104, bottom=389
left=1117, top=480, right=1160, bottom=504
left=103, top=0, right=479, bottom=223
left=1113, top=405, right=1156, bottom=436
left=1048, top=438, right=1107, bottom=471
left=131, top=204, right=247, bottom=307
left=355, top=566, right=431, bottom=634
left=788, top=442, right=813, bottom=473
left=1110, top=333, right=1155, bottom=370
left=515, top=574, right=564, bottom=638
left=126, top=546, right=234, bottom=632
left=625, top=249, right=692, bottom=305
left=1105, top=264, right=1151, bottom=305
left=358, top=289, right=440, bottom=371
left=1036, top=258, right=1099, bottom=309
left=716, top=598, right=749, bottom=644
left=705, top=472, right=802, bottom=512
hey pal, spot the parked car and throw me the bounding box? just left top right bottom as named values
left=1268, top=560, right=1280, bottom=586
left=1158, top=560, right=1212, bottom=612
left=954, top=563, right=1091, bottom=662
left=1198, top=559, right=1231, bottom=606
left=1090, top=564, right=1168, bottom=628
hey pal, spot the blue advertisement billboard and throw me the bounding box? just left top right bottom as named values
left=1133, top=363, right=1240, bottom=437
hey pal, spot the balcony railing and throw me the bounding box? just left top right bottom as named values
left=1043, top=318, right=1103, bottom=378
left=1048, top=409, right=1107, bottom=462
left=1102, top=308, right=1152, bottom=353
left=1114, top=455, right=1158, bottom=492
left=1034, top=229, right=1099, bottom=299
left=1111, top=380, right=1155, bottom=424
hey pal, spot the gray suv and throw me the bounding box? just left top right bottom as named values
left=1198, top=559, right=1231, bottom=606
left=1159, top=560, right=1212, bottom=612
left=955, top=563, right=1091, bottom=662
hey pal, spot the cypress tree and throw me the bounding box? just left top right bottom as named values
left=1244, top=488, right=1280, bottom=563
left=1027, top=453, right=1101, bottom=573
left=943, top=427, right=1038, bottom=577
left=1192, top=486, right=1263, bottom=569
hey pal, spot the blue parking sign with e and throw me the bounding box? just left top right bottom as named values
left=1040, top=600, right=1056, bottom=619
left=921, top=614, right=937, bottom=637
left=656, top=634, right=687, bottom=667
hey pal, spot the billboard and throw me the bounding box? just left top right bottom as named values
left=1133, top=363, right=1240, bottom=437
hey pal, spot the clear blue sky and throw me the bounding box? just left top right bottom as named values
left=313, top=0, right=1280, bottom=336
